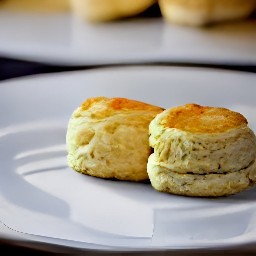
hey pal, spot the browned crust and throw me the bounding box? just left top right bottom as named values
left=81, top=97, right=164, bottom=112
left=162, top=103, right=248, bottom=133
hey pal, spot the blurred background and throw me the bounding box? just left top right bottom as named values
left=0, top=0, right=255, bottom=81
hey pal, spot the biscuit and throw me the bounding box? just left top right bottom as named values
left=66, top=97, right=164, bottom=181
left=158, top=0, right=256, bottom=26
left=147, top=103, right=256, bottom=196
left=70, top=0, right=156, bottom=22
left=0, top=0, right=70, bottom=12
left=148, top=154, right=256, bottom=197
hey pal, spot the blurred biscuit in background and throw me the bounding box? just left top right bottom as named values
left=70, top=0, right=156, bottom=22
left=158, top=0, right=256, bottom=26
left=0, top=0, right=70, bottom=13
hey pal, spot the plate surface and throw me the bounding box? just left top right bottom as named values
left=0, top=66, right=256, bottom=251
left=0, top=10, right=255, bottom=65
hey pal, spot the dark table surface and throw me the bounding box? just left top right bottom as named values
left=1, top=56, right=256, bottom=82
left=2, top=238, right=256, bottom=256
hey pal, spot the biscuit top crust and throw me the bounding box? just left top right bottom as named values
left=163, top=103, right=248, bottom=133
left=81, top=97, right=164, bottom=112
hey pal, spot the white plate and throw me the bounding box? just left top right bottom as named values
left=0, top=66, right=256, bottom=252
left=0, top=10, right=256, bottom=65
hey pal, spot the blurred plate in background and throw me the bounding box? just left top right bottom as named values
left=0, top=11, right=255, bottom=66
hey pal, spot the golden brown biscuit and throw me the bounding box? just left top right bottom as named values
left=159, top=0, right=256, bottom=26
left=66, top=97, right=164, bottom=181
left=70, top=0, right=156, bottom=22
left=147, top=103, right=256, bottom=196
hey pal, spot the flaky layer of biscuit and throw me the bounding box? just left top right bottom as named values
left=66, top=97, right=163, bottom=181
left=147, top=154, right=256, bottom=197
left=149, top=104, right=256, bottom=174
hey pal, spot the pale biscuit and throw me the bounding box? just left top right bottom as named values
left=159, top=0, right=256, bottom=26
left=148, top=154, right=256, bottom=197
left=147, top=103, right=256, bottom=196
left=70, top=0, right=156, bottom=22
left=66, top=97, right=163, bottom=181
